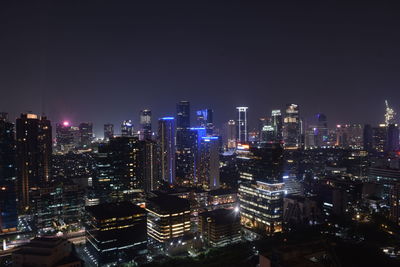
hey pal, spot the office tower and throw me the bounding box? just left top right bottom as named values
left=12, top=237, right=83, bottom=267
left=238, top=142, right=285, bottom=236
left=386, top=124, right=400, bottom=152
left=196, top=109, right=214, bottom=134
left=85, top=202, right=147, bottom=266
left=236, top=107, right=248, bottom=143
left=176, top=100, right=190, bottom=129
left=16, top=113, right=52, bottom=211
left=158, top=117, right=176, bottom=185
left=103, top=123, right=114, bottom=141
left=138, top=139, right=158, bottom=193
left=30, top=180, right=84, bottom=231
left=363, top=124, right=373, bottom=151
left=0, top=114, right=18, bottom=232
left=198, top=137, right=220, bottom=189
left=146, top=195, right=191, bottom=243
left=198, top=209, right=241, bottom=247
left=56, top=121, right=80, bottom=153
left=283, top=104, right=300, bottom=149
left=372, top=124, right=387, bottom=152
left=94, top=136, right=141, bottom=203
left=271, top=109, right=283, bottom=141
left=225, top=120, right=236, bottom=149
left=79, top=122, right=93, bottom=148
left=121, top=120, right=134, bottom=136
left=385, top=100, right=396, bottom=126
left=140, top=109, right=152, bottom=140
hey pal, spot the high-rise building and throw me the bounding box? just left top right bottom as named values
left=336, top=124, right=364, bottom=149
left=372, top=124, right=387, bottom=152
left=225, top=120, right=236, bottom=149
left=103, top=123, right=114, bottom=141
left=94, top=136, right=142, bottom=203
left=140, top=109, right=152, bottom=140
left=238, top=142, right=285, bottom=236
left=56, top=121, right=80, bottom=153
left=385, top=100, right=396, bottom=126
left=0, top=114, right=18, bottom=232
left=16, top=113, right=52, bottom=211
left=283, top=104, right=300, bottom=149
left=85, top=202, right=147, bottom=266
left=79, top=122, right=93, bottom=148
left=121, top=120, right=134, bottom=136
left=389, top=183, right=400, bottom=226
left=271, top=110, right=283, bottom=141
left=138, top=139, right=158, bottom=193
left=196, top=109, right=214, bottom=134
left=236, top=107, right=248, bottom=143
left=386, top=124, right=400, bottom=152
left=146, top=195, right=191, bottom=243
left=176, top=101, right=190, bottom=130
left=198, top=137, right=220, bottom=189
left=158, top=117, right=176, bottom=185
left=198, top=209, right=241, bottom=247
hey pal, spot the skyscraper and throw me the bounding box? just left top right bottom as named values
left=94, top=136, right=141, bottom=203
left=363, top=124, right=373, bottom=151
left=104, top=123, right=114, bottom=141
left=196, top=109, right=214, bottom=134
left=386, top=124, right=400, bottom=152
left=79, top=122, right=93, bottom=148
left=140, top=109, right=152, bottom=140
left=121, top=120, right=134, bottom=136
left=236, top=107, right=248, bottom=143
left=138, top=139, right=158, bottom=193
left=283, top=104, right=300, bottom=149
left=158, top=117, right=176, bottom=185
left=176, top=101, right=190, bottom=129
left=198, top=136, right=220, bottom=189
left=385, top=100, right=396, bottom=126
left=238, top=142, right=285, bottom=236
left=56, top=121, right=80, bottom=153
left=0, top=113, right=18, bottom=232
left=271, top=109, right=283, bottom=141
left=225, top=120, right=236, bottom=149
left=16, top=113, right=52, bottom=211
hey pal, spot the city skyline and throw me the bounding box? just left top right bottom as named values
left=1, top=1, right=400, bottom=135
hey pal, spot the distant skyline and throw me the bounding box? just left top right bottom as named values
left=1, top=1, right=399, bottom=137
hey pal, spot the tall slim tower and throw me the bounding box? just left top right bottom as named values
left=198, top=136, right=220, bottom=190
left=0, top=114, right=18, bottom=232
left=104, top=123, right=114, bottom=141
left=283, top=104, right=300, bottom=149
left=158, top=117, right=176, bottom=185
left=16, top=113, right=52, bottom=211
left=271, top=110, right=283, bottom=141
left=140, top=109, right=152, bottom=140
left=385, top=100, right=396, bottom=126
left=176, top=101, right=190, bottom=130
left=236, top=107, right=248, bottom=143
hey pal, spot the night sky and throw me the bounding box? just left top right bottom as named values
left=1, top=1, right=400, bottom=137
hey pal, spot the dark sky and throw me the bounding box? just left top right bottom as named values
left=1, top=1, right=400, bottom=137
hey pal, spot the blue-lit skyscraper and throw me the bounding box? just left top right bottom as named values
left=158, top=117, right=176, bottom=185
left=196, top=109, right=214, bottom=134
left=121, top=120, right=134, bottom=136
left=198, top=136, right=220, bottom=189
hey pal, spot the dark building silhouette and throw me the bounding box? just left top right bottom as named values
left=140, top=109, right=152, bottom=140
left=16, top=113, right=52, bottom=211
left=386, top=124, right=399, bottom=152
left=85, top=202, right=147, bottom=266
left=363, top=124, right=373, bottom=151
left=0, top=113, right=18, bottom=232
left=103, top=123, right=114, bottom=141
left=78, top=122, right=93, bottom=148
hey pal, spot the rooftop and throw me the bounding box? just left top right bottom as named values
left=147, top=194, right=190, bottom=213
left=86, top=201, right=145, bottom=219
